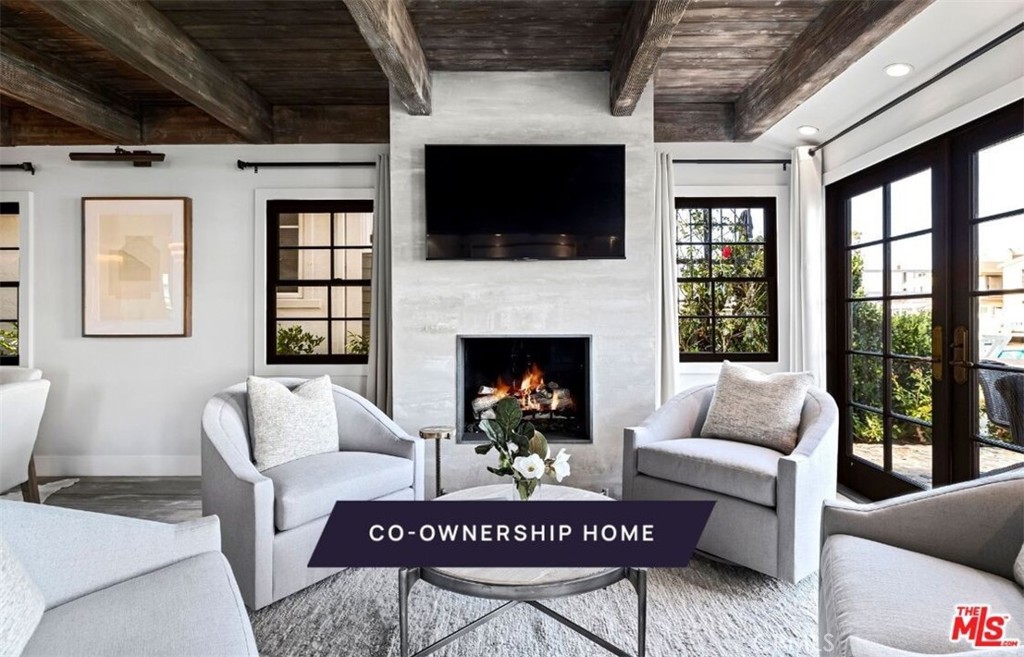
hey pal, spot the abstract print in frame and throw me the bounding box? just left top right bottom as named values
left=82, top=197, right=192, bottom=337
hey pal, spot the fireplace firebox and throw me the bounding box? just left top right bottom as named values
left=456, top=336, right=592, bottom=443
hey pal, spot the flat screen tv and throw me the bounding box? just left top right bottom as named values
left=425, top=144, right=625, bottom=260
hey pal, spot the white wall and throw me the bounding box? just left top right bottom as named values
left=822, top=30, right=1023, bottom=184
left=0, top=143, right=383, bottom=475
left=662, top=142, right=793, bottom=390
left=390, top=72, right=656, bottom=497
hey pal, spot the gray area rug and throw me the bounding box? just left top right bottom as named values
left=250, top=557, right=819, bottom=657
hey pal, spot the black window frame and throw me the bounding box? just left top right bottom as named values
left=0, top=201, right=20, bottom=366
left=266, top=199, right=374, bottom=365
left=674, top=196, right=779, bottom=363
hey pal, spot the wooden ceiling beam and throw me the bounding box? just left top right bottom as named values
left=1, top=103, right=390, bottom=146
left=610, top=0, right=692, bottom=117
left=0, top=37, right=141, bottom=143
left=342, top=0, right=431, bottom=115
left=29, top=0, right=274, bottom=143
left=734, top=0, right=935, bottom=141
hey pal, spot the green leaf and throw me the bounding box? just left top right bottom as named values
left=474, top=443, right=492, bottom=455
left=528, top=430, right=549, bottom=459
left=494, top=397, right=523, bottom=434
left=479, top=419, right=502, bottom=442
left=487, top=465, right=513, bottom=477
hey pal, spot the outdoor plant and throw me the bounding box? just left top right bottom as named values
left=346, top=331, right=370, bottom=356
left=0, top=323, right=17, bottom=356
left=474, top=396, right=570, bottom=500
left=275, top=324, right=325, bottom=355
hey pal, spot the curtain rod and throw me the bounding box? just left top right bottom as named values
left=810, top=22, right=1023, bottom=157
left=236, top=160, right=376, bottom=173
left=0, top=162, right=35, bottom=175
left=672, top=158, right=789, bottom=171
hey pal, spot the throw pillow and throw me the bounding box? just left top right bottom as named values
left=700, top=361, right=813, bottom=454
left=247, top=376, right=339, bottom=471
left=1015, top=542, right=1024, bottom=588
left=0, top=535, right=45, bottom=657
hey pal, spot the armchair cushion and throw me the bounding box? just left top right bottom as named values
left=821, top=534, right=1024, bottom=655
left=700, top=361, right=813, bottom=454
left=247, top=375, right=339, bottom=471
left=636, top=438, right=782, bottom=507
left=265, top=451, right=414, bottom=531
left=23, top=553, right=257, bottom=657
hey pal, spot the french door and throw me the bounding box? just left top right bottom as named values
left=827, top=101, right=1023, bottom=500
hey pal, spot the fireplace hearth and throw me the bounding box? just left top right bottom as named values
left=457, top=336, right=592, bottom=443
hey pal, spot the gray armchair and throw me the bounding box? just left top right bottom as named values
left=623, top=383, right=838, bottom=583
left=201, top=378, right=424, bottom=610
left=0, top=366, right=49, bottom=502
left=819, top=471, right=1024, bottom=656
left=1, top=500, right=257, bottom=656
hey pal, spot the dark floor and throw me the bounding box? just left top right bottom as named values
left=40, top=476, right=202, bottom=523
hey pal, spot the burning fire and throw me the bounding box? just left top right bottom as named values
left=472, top=362, right=575, bottom=418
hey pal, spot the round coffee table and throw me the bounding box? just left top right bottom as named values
left=398, top=484, right=647, bottom=657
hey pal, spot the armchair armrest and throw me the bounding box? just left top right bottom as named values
left=201, top=397, right=275, bottom=609
left=821, top=471, right=1023, bottom=580
left=622, top=385, right=714, bottom=498
left=0, top=500, right=220, bottom=609
left=776, top=388, right=839, bottom=582
left=332, top=386, right=425, bottom=499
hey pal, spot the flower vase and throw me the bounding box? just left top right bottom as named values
left=512, top=476, right=540, bottom=501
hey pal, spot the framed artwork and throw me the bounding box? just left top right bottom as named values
left=82, top=197, right=192, bottom=337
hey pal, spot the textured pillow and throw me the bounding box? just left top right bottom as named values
left=247, top=376, right=339, bottom=471
left=0, top=535, right=45, bottom=657
left=1015, top=542, right=1024, bottom=588
left=700, top=361, right=813, bottom=454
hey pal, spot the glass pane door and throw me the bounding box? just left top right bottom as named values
left=845, top=169, right=937, bottom=491
left=967, top=134, right=1024, bottom=476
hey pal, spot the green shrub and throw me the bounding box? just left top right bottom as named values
left=276, top=325, right=325, bottom=355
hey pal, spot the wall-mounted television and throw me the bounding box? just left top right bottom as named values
left=425, top=144, right=625, bottom=260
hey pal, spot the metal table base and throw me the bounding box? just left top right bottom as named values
left=398, top=567, right=647, bottom=657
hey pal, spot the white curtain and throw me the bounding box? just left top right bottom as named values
left=367, top=153, right=393, bottom=414
left=656, top=152, right=680, bottom=405
left=789, top=147, right=827, bottom=386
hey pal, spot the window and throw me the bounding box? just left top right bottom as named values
left=267, top=200, right=373, bottom=364
left=675, top=197, right=778, bottom=362
left=0, top=202, right=19, bottom=365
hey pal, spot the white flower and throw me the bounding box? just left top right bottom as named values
left=551, top=449, right=571, bottom=482
left=508, top=443, right=518, bottom=454
left=513, top=453, right=545, bottom=480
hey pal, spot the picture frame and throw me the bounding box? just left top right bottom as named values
left=82, top=197, right=192, bottom=337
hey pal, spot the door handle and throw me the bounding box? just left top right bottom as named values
left=950, top=325, right=973, bottom=385
left=931, top=326, right=943, bottom=381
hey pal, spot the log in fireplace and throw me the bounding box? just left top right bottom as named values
left=456, top=336, right=592, bottom=443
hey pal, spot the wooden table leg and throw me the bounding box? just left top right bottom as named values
left=20, top=455, right=41, bottom=503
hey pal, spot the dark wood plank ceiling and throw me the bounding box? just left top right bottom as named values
left=149, top=0, right=389, bottom=106
left=0, top=0, right=932, bottom=146
left=407, top=0, right=631, bottom=71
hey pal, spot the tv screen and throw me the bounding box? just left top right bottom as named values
left=425, top=145, right=625, bottom=260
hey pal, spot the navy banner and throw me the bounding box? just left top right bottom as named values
left=309, top=501, right=714, bottom=568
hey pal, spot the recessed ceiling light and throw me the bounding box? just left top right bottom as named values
left=798, top=125, right=819, bottom=136
left=885, top=63, right=914, bottom=77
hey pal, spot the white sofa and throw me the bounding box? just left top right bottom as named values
left=1, top=500, right=257, bottom=656
left=201, top=378, right=425, bottom=610
left=623, top=383, right=838, bottom=583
